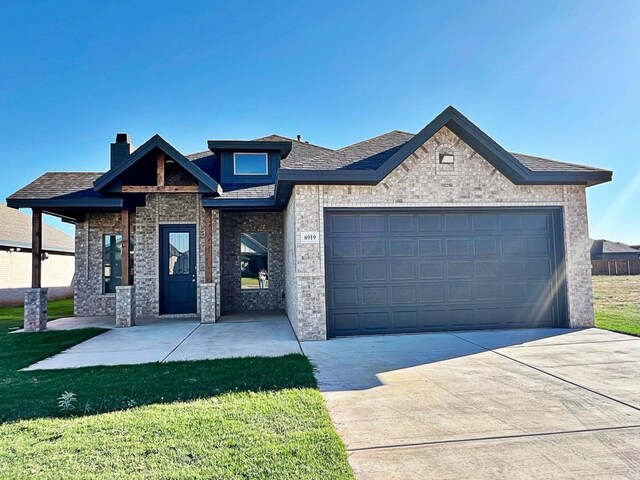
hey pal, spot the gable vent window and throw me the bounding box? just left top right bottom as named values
left=234, top=152, right=268, bottom=175
left=439, top=153, right=455, bottom=164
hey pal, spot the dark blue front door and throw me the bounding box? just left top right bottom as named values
left=160, top=225, right=197, bottom=315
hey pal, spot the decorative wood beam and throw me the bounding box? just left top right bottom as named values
left=31, top=209, right=42, bottom=288
left=204, top=209, right=213, bottom=283
left=156, top=151, right=165, bottom=186
left=121, top=185, right=199, bottom=193
left=121, top=209, right=130, bottom=286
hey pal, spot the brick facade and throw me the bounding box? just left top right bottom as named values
left=74, top=212, right=121, bottom=316
left=220, top=211, right=285, bottom=313
left=283, top=195, right=300, bottom=337
left=74, top=194, right=221, bottom=319
left=286, top=127, right=594, bottom=340
left=71, top=127, right=595, bottom=340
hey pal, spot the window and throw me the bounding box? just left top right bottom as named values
left=234, top=152, right=268, bottom=175
left=168, top=232, right=190, bottom=275
left=103, top=234, right=122, bottom=294
left=103, top=234, right=134, bottom=293
left=240, top=232, right=269, bottom=289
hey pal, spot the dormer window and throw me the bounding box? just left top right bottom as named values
left=233, top=152, right=268, bottom=175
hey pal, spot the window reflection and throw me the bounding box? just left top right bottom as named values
left=103, top=234, right=122, bottom=293
left=169, top=232, right=190, bottom=275
left=240, top=232, right=269, bottom=289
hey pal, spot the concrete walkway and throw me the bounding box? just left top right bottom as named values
left=302, top=328, right=640, bottom=479
left=24, top=311, right=301, bottom=370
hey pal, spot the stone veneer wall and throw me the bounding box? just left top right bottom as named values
left=288, top=126, right=595, bottom=340
left=283, top=194, right=299, bottom=337
left=75, top=194, right=222, bottom=318
left=220, top=211, right=285, bottom=313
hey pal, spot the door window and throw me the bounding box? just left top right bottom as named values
left=169, top=232, right=191, bottom=275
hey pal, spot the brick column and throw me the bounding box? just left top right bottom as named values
left=24, top=288, right=48, bottom=332
left=116, top=285, right=136, bottom=327
left=199, top=283, right=217, bottom=323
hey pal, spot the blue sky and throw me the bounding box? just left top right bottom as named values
left=1, top=0, right=638, bottom=242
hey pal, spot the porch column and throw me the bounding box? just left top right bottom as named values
left=115, top=209, right=135, bottom=327
left=24, top=209, right=47, bottom=332
left=199, top=283, right=216, bottom=324
left=121, top=209, right=130, bottom=286
left=116, top=286, right=136, bottom=327
left=200, top=208, right=216, bottom=323
left=204, top=208, right=212, bottom=283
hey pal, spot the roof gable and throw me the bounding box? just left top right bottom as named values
left=93, top=134, right=220, bottom=193
left=376, top=107, right=611, bottom=186
left=276, top=106, right=611, bottom=191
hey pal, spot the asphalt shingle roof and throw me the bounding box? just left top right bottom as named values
left=591, top=239, right=640, bottom=255
left=511, top=153, right=610, bottom=174
left=7, top=172, right=105, bottom=200
left=255, top=134, right=335, bottom=169
left=218, top=184, right=275, bottom=199
left=312, top=130, right=414, bottom=171
left=7, top=130, right=610, bottom=203
left=0, top=203, right=75, bottom=252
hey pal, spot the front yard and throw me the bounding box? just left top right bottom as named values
left=0, top=301, right=353, bottom=479
left=593, top=275, right=640, bottom=336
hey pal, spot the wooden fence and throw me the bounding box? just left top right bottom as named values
left=592, top=259, right=640, bottom=275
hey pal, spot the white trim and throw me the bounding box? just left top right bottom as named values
left=233, top=152, right=269, bottom=176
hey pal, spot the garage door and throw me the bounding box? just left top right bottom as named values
left=325, top=209, right=566, bottom=337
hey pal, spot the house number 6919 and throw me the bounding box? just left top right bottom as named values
left=300, top=231, right=319, bottom=244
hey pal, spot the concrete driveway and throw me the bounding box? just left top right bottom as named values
left=302, top=328, right=640, bottom=479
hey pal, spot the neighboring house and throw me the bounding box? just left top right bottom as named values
left=590, top=239, right=640, bottom=260
left=6, top=107, right=612, bottom=338
left=590, top=239, right=640, bottom=275
left=0, top=203, right=75, bottom=306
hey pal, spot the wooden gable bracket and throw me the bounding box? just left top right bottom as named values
left=157, top=151, right=165, bottom=186
left=121, top=151, right=200, bottom=193
left=121, top=185, right=200, bottom=193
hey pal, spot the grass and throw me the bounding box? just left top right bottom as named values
left=0, top=297, right=74, bottom=332
left=240, top=277, right=268, bottom=289
left=592, top=275, right=640, bottom=337
left=0, top=302, right=353, bottom=479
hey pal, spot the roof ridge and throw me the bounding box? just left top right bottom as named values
left=337, top=130, right=414, bottom=152
left=257, top=134, right=335, bottom=152
left=44, top=171, right=105, bottom=174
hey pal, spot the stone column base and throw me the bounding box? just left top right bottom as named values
left=24, top=288, right=48, bottom=332
left=200, top=283, right=217, bottom=323
left=116, top=286, right=136, bottom=327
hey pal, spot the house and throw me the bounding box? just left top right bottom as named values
left=6, top=107, right=612, bottom=337
left=590, top=239, right=640, bottom=261
left=0, top=203, right=75, bottom=306
left=590, top=239, right=640, bottom=275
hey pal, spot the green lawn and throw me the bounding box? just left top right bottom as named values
left=593, top=275, right=640, bottom=337
left=595, top=304, right=640, bottom=336
left=0, top=302, right=353, bottom=479
left=0, top=297, right=74, bottom=332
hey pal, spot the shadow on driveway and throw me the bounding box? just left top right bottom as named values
left=301, top=328, right=579, bottom=391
